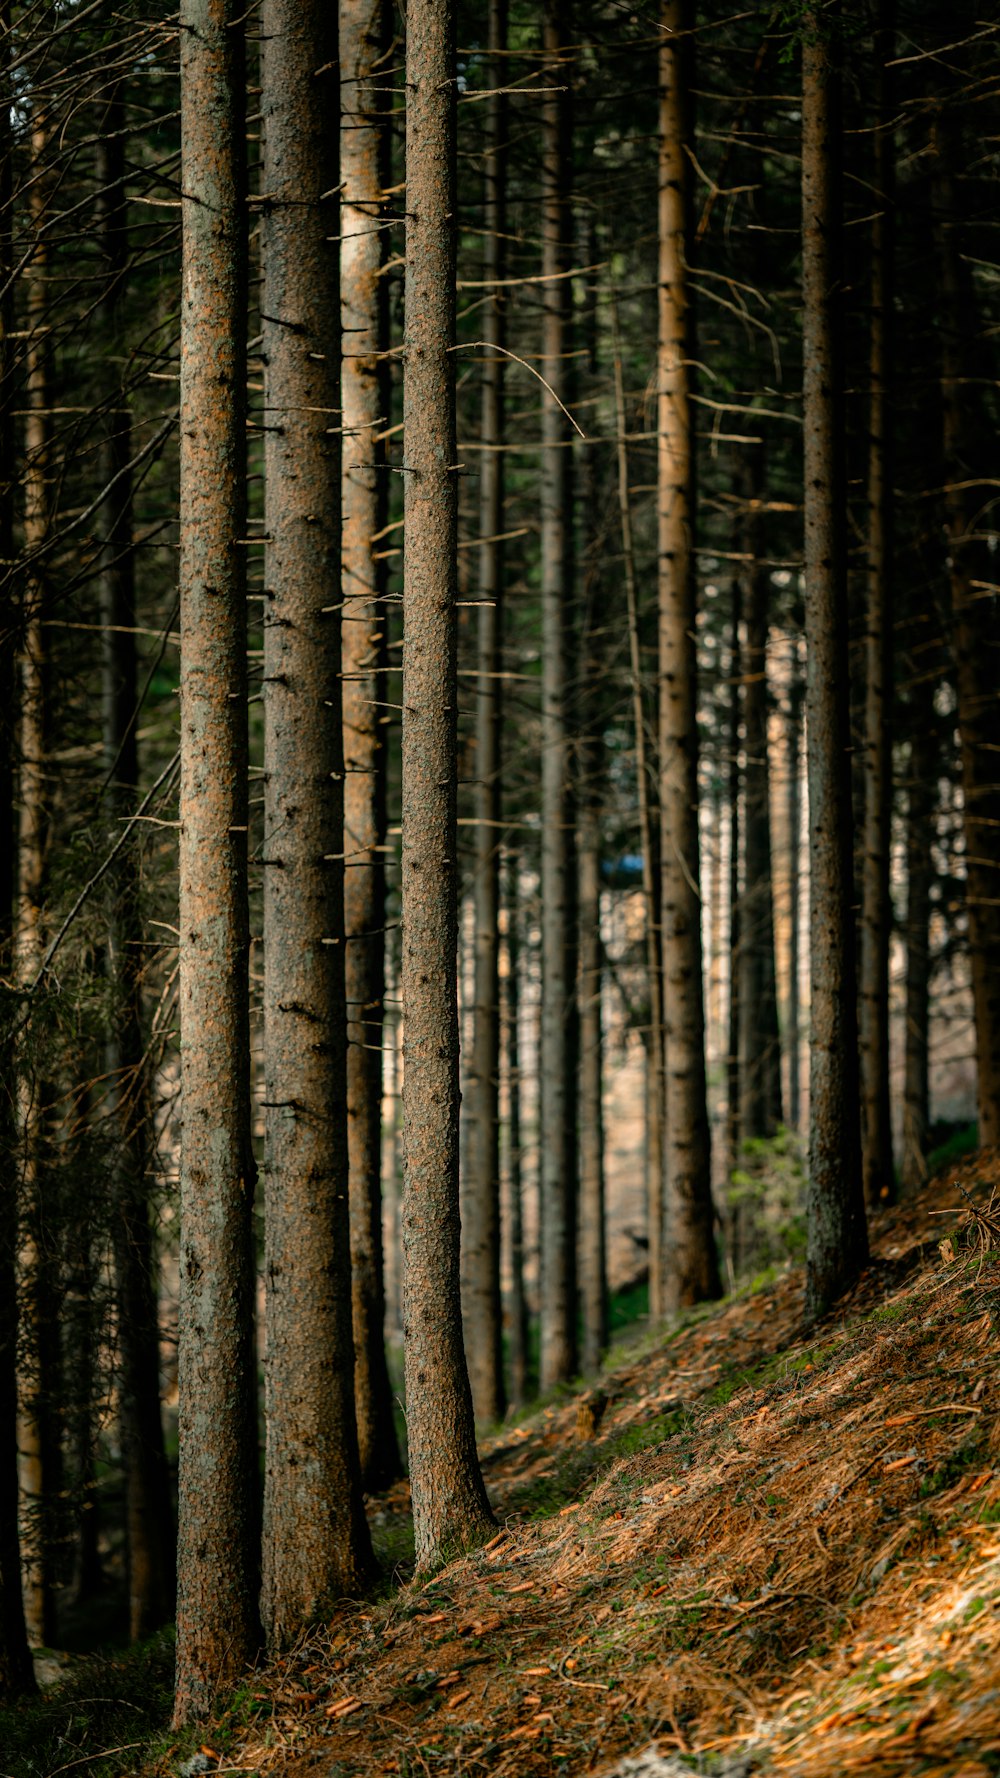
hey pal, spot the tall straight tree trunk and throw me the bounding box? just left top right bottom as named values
left=464, top=0, right=508, bottom=1425
left=538, top=0, right=578, bottom=1387
left=96, top=97, right=175, bottom=1644
left=261, top=0, right=373, bottom=1648
left=578, top=593, right=607, bottom=1377
left=0, top=5, right=35, bottom=1682
left=902, top=687, right=935, bottom=1193
left=726, top=576, right=742, bottom=1174
left=739, top=462, right=782, bottom=1139
left=400, top=0, right=495, bottom=1571
left=931, top=138, right=1000, bottom=1151
left=859, top=0, right=895, bottom=1208
left=341, top=0, right=401, bottom=1495
left=658, top=0, right=720, bottom=1310
left=17, top=118, right=64, bottom=1651
left=611, top=296, right=664, bottom=1322
left=173, top=0, right=260, bottom=1722
left=502, top=854, right=529, bottom=1406
left=801, top=11, right=868, bottom=1319
left=785, top=666, right=802, bottom=1131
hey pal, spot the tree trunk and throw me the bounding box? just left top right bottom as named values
left=739, top=462, right=783, bottom=1140
left=340, top=0, right=401, bottom=1495
left=785, top=666, right=802, bottom=1132
left=260, top=0, right=374, bottom=1647
left=859, top=0, right=895, bottom=1208
left=502, top=854, right=529, bottom=1406
left=96, top=94, right=175, bottom=1644
left=0, top=9, right=35, bottom=1680
left=726, top=576, right=742, bottom=1175
left=400, top=0, right=495, bottom=1571
left=538, top=0, right=579, bottom=1387
left=173, top=0, right=261, bottom=1721
left=578, top=606, right=607, bottom=1378
left=17, top=117, right=64, bottom=1652
left=464, top=0, right=508, bottom=1426
left=658, top=0, right=720, bottom=1310
left=902, top=686, right=935, bottom=1193
left=611, top=295, right=664, bottom=1322
left=931, top=134, right=1000, bottom=1152
left=801, top=12, right=868, bottom=1319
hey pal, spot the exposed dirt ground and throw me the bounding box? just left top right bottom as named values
left=159, top=1156, right=1000, bottom=1778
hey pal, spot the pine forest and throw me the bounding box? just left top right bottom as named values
left=1, top=1, right=1000, bottom=1774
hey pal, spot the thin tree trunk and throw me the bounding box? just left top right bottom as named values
left=902, top=686, right=935, bottom=1193
left=17, top=117, right=63, bottom=1652
left=577, top=806, right=606, bottom=1376
left=0, top=4, right=35, bottom=1680
left=400, top=0, right=495, bottom=1571
left=341, top=0, right=401, bottom=1495
left=786, top=666, right=802, bottom=1132
left=611, top=295, right=664, bottom=1323
left=260, top=0, right=374, bottom=1648
left=464, top=0, right=508, bottom=1425
left=931, top=135, right=1000, bottom=1151
left=538, top=0, right=579, bottom=1387
left=801, top=10, right=868, bottom=1319
left=96, top=96, right=175, bottom=1645
left=859, top=0, right=895, bottom=1208
left=173, top=0, right=260, bottom=1721
left=726, top=576, right=742, bottom=1175
left=502, top=854, right=529, bottom=1406
left=658, top=0, right=720, bottom=1310
left=739, top=461, right=783, bottom=1140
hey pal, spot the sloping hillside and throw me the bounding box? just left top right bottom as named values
left=151, top=1159, right=1000, bottom=1776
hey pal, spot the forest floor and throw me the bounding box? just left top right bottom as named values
left=14, top=1152, right=1000, bottom=1778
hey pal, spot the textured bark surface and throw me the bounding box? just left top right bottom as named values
left=726, top=576, right=742, bottom=1173
left=173, top=0, right=261, bottom=1722
left=501, top=857, right=529, bottom=1407
left=785, top=670, right=802, bottom=1133
left=932, top=141, right=1000, bottom=1152
left=739, top=469, right=782, bottom=1141
left=261, top=0, right=374, bottom=1647
left=578, top=735, right=606, bottom=1378
left=341, top=0, right=401, bottom=1494
left=463, top=0, right=507, bottom=1425
left=96, top=104, right=175, bottom=1644
left=902, top=692, right=935, bottom=1194
left=17, top=123, right=64, bottom=1651
left=539, top=0, right=579, bottom=1389
left=859, top=1, right=895, bottom=1209
left=612, top=303, right=664, bottom=1322
left=657, top=0, right=720, bottom=1312
left=801, top=16, right=868, bottom=1320
left=400, top=0, right=495, bottom=1570
left=0, top=23, right=35, bottom=1682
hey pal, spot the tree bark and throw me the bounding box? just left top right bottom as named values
left=173, top=0, right=261, bottom=1721
left=785, top=666, right=802, bottom=1133
left=464, top=0, right=508, bottom=1426
left=801, top=11, right=868, bottom=1319
left=931, top=133, right=1000, bottom=1152
left=902, top=684, right=935, bottom=1193
left=739, top=463, right=783, bottom=1140
left=0, top=6, right=35, bottom=1680
left=502, top=854, right=529, bottom=1406
left=400, top=0, right=495, bottom=1571
left=578, top=602, right=607, bottom=1378
left=17, top=117, right=64, bottom=1652
left=96, top=94, right=175, bottom=1645
left=859, top=0, right=895, bottom=1208
left=260, top=0, right=374, bottom=1647
left=612, top=295, right=664, bottom=1323
left=341, top=0, right=401, bottom=1495
left=726, top=576, right=742, bottom=1175
left=538, top=0, right=579, bottom=1388
left=658, top=0, right=720, bottom=1310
